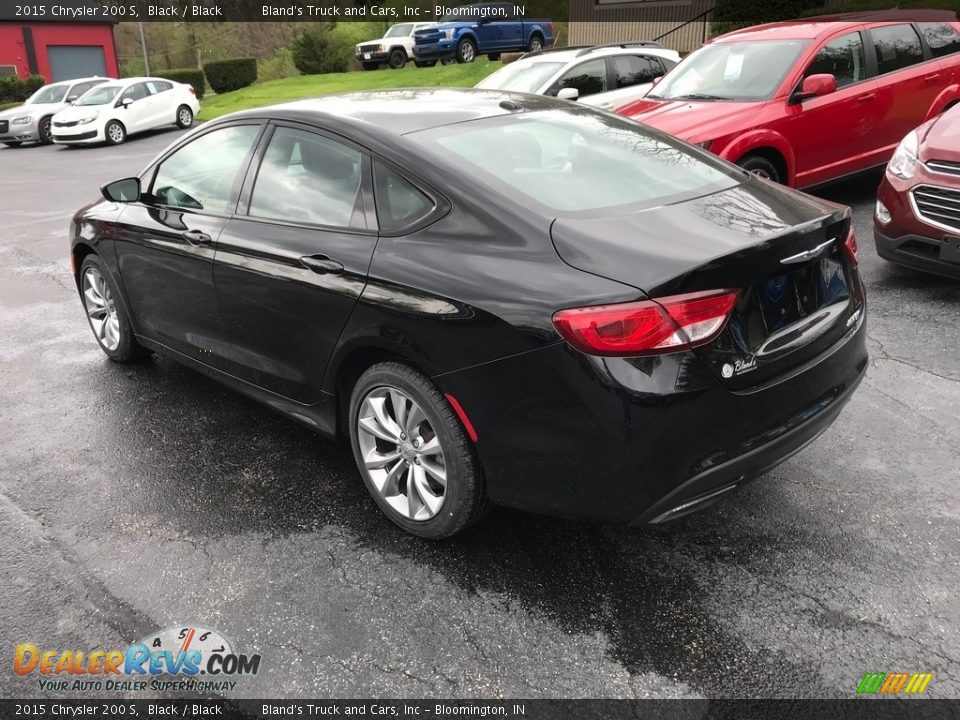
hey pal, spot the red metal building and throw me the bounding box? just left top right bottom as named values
left=0, top=22, right=119, bottom=82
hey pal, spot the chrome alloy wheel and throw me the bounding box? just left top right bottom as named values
left=178, top=107, right=193, bottom=126
left=107, top=123, right=125, bottom=143
left=82, top=267, right=120, bottom=351
left=356, top=386, right=447, bottom=521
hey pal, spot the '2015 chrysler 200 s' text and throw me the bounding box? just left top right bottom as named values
left=69, top=89, right=867, bottom=538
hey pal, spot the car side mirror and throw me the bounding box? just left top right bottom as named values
left=794, top=73, right=836, bottom=102
left=557, top=87, right=580, bottom=101
left=101, top=177, right=141, bottom=203
left=66, top=95, right=78, bottom=103
left=651, top=76, right=662, bottom=86
left=119, top=97, right=133, bottom=109
left=478, top=15, right=490, bottom=24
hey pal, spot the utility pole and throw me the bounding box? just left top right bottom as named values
left=138, top=22, right=150, bottom=75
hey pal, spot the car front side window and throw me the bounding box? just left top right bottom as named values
left=548, top=58, right=607, bottom=98
left=871, top=24, right=924, bottom=75
left=120, top=83, right=149, bottom=104
left=150, top=124, right=261, bottom=213
left=805, top=31, right=867, bottom=88
left=249, top=126, right=365, bottom=229
left=611, top=55, right=661, bottom=88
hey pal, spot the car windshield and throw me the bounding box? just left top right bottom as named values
left=476, top=61, right=566, bottom=93
left=385, top=23, right=416, bottom=37
left=648, top=40, right=809, bottom=102
left=77, top=85, right=122, bottom=106
left=27, top=84, right=69, bottom=104
left=410, top=108, right=738, bottom=214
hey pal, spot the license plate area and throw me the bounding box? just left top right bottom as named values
left=940, top=236, right=960, bottom=263
left=755, top=252, right=850, bottom=334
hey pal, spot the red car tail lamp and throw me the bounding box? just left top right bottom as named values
left=552, top=290, right=739, bottom=357
left=843, top=228, right=859, bottom=268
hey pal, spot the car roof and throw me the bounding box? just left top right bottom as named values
left=715, top=9, right=957, bottom=42
left=522, top=46, right=676, bottom=63
left=47, top=76, right=110, bottom=87
left=225, top=88, right=571, bottom=135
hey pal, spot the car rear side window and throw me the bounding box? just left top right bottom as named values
left=373, top=163, right=434, bottom=232
left=919, top=22, right=960, bottom=57
left=548, top=58, right=607, bottom=97
left=806, top=32, right=867, bottom=88
left=871, top=24, right=924, bottom=75
left=146, top=80, right=173, bottom=94
left=610, top=55, right=663, bottom=88
left=150, top=124, right=261, bottom=214
left=249, top=126, right=365, bottom=229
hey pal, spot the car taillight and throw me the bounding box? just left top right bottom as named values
left=552, top=290, right=738, bottom=357
left=188, top=85, right=196, bottom=95
left=843, top=228, right=858, bottom=268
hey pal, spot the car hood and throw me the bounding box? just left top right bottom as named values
left=918, top=106, right=960, bottom=162
left=0, top=103, right=31, bottom=120
left=53, top=104, right=103, bottom=121
left=550, top=178, right=844, bottom=294
left=618, top=98, right=765, bottom=142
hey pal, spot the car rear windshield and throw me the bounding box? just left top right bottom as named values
left=648, top=40, right=809, bottom=102
left=77, top=85, right=122, bottom=106
left=476, top=61, right=566, bottom=93
left=28, top=85, right=69, bottom=104
left=409, top=108, right=739, bottom=214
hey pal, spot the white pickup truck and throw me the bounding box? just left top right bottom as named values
left=355, top=22, right=437, bottom=70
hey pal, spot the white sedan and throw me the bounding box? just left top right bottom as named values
left=51, top=77, right=200, bottom=146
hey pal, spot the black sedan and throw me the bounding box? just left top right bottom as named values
left=70, top=89, right=867, bottom=538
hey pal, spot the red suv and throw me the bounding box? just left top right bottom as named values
left=875, top=105, right=960, bottom=279
left=619, top=12, right=960, bottom=189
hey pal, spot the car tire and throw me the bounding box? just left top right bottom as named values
left=414, top=60, right=437, bottom=68
left=104, top=120, right=126, bottom=146
left=527, top=35, right=544, bottom=53
left=349, top=362, right=489, bottom=539
left=440, top=58, right=457, bottom=66
left=737, top=154, right=781, bottom=183
left=38, top=115, right=53, bottom=144
left=456, top=38, right=477, bottom=64
left=78, top=254, right=150, bottom=363
left=175, top=105, right=194, bottom=129
left=487, top=53, right=501, bottom=61
left=361, top=62, right=380, bottom=71
left=387, top=48, right=407, bottom=69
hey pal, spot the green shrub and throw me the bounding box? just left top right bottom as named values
left=162, top=68, right=206, bottom=98
left=291, top=25, right=351, bottom=75
left=711, top=0, right=822, bottom=37
left=0, top=74, right=46, bottom=103
left=258, top=47, right=300, bottom=83
left=203, top=58, right=257, bottom=94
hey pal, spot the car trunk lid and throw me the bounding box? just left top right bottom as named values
left=550, top=182, right=864, bottom=389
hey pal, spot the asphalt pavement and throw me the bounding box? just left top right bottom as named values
left=0, top=131, right=958, bottom=700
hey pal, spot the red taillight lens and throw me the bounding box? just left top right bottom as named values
left=552, top=290, right=738, bottom=357
left=843, top=228, right=858, bottom=268
left=188, top=85, right=196, bottom=95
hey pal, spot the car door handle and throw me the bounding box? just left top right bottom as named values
left=182, top=230, right=212, bottom=245
left=925, top=73, right=942, bottom=84
left=299, top=255, right=344, bottom=274
left=857, top=93, right=877, bottom=102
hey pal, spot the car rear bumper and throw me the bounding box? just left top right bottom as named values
left=437, top=309, right=868, bottom=525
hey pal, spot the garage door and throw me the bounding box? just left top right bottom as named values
left=47, top=46, right=107, bottom=82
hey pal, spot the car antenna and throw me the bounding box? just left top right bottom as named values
left=499, top=99, right=523, bottom=111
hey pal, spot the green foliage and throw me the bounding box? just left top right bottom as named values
left=710, top=0, right=824, bottom=37
left=258, top=47, right=300, bottom=82
left=162, top=68, right=206, bottom=98
left=203, top=58, right=258, bottom=94
left=291, top=24, right=352, bottom=75
left=0, top=74, right=45, bottom=104
left=800, top=0, right=960, bottom=15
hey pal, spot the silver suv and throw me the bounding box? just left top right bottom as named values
left=476, top=42, right=680, bottom=112
left=0, top=76, right=111, bottom=147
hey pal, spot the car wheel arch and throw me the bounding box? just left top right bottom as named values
left=925, top=84, right=960, bottom=120
left=719, top=133, right=794, bottom=186
left=71, top=242, right=96, bottom=286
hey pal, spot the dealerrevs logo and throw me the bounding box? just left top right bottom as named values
left=14, top=625, right=261, bottom=693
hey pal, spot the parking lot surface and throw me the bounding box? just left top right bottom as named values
left=1, top=132, right=958, bottom=699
